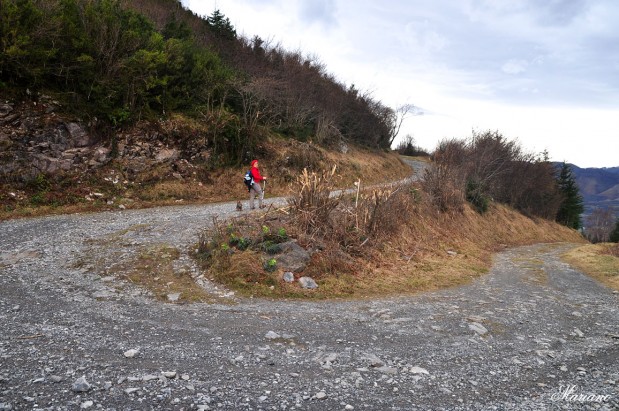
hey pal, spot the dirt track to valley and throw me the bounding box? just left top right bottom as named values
left=1, top=164, right=618, bottom=410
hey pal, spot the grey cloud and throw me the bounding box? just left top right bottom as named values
left=394, top=0, right=619, bottom=107
left=534, top=0, right=588, bottom=26
left=299, top=0, right=338, bottom=28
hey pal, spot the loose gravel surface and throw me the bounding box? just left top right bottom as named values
left=1, top=172, right=618, bottom=410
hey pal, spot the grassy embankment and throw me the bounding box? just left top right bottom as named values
left=563, top=243, right=619, bottom=291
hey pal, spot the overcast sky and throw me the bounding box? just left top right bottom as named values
left=182, top=0, right=618, bottom=168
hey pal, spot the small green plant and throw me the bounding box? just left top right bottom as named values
left=237, top=237, right=251, bottom=250
left=262, top=225, right=270, bottom=235
left=261, top=240, right=282, bottom=254
left=264, top=258, right=277, bottom=272
left=277, top=227, right=288, bottom=240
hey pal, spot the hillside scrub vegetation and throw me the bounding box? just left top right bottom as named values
left=422, top=131, right=569, bottom=221
left=1, top=0, right=403, bottom=160
left=195, top=156, right=584, bottom=299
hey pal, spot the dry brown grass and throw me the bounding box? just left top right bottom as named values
left=194, top=174, right=586, bottom=299
left=0, top=137, right=411, bottom=221
left=75, top=226, right=216, bottom=303
left=562, top=243, right=619, bottom=291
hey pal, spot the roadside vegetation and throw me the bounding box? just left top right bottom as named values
left=563, top=243, right=619, bottom=291
left=195, top=132, right=586, bottom=299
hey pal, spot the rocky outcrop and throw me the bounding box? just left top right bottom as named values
left=0, top=97, right=206, bottom=183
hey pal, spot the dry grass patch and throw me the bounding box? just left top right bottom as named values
left=71, top=225, right=217, bottom=303
left=563, top=243, right=619, bottom=291
left=118, top=244, right=215, bottom=303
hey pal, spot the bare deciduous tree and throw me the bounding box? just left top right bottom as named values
left=585, top=208, right=616, bottom=243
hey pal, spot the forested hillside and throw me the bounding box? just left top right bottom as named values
left=0, top=0, right=413, bottom=217
left=1, top=0, right=401, bottom=165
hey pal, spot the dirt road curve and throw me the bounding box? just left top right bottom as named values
left=1, top=177, right=618, bottom=410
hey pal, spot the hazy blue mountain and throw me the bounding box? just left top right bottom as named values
left=559, top=163, right=619, bottom=217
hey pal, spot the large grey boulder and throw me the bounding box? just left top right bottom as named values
left=276, top=241, right=310, bottom=273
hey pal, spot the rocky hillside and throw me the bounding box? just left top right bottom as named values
left=0, top=96, right=411, bottom=219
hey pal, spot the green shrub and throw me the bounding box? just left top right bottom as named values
left=263, top=258, right=277, bottom=272
left=466, top=179, right=489, bottom=214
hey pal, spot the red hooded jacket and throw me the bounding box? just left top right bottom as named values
left=250, top=160, right=265, bottom=183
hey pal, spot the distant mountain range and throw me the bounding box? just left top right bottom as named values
left=563, top=163, right=619, bottom=217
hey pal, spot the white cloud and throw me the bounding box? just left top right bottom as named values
left=501, top=59, right=528, bottom=75
left=182, top=0, right=619, bottom=167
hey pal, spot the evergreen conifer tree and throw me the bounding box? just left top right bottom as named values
left=556, top=162, right=584, bottom=229
left=207, top=9, right=236, bottom=40
left=610, top=218, right=619, bottom=242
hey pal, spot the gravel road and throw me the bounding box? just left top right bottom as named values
left=1, top=164, right=618, bottom=410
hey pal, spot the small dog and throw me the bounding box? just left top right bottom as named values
left=236, top=201, right=243, bottom=211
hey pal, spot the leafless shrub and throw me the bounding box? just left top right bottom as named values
left=356, top=184, right=419, bottom=240
left=422, top=138, right=467, bottom=212
left=585, top=207, right=616, bottom=243
left=287, top=166, right=341, bottom=234
left=422, top=131, right=562, bottom=218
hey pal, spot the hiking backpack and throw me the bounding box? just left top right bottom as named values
left=243, top=170, right=253, bottom=191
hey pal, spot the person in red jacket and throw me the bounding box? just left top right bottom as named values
left=249, top=159, right=268, bottom=209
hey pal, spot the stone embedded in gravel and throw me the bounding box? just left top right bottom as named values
left=124, top=388, right=139, bottom=395
left=80, top=401, right=94, bottom=409
left=265, top=331, right=281, bottom=340
left=377, top=366, right=398, bottom=375
left=123, top=349, right=139, bottom=358
left=50, top=375, right=63, bottom=383
left=468, top=322, right=488, bottom=335
left=298, top=276, right=318, bottom=289
left=409, top=366, right=430, bottom=375
left=282, top=272, right=295, bottom=283
left=167, top=293, right=181, bottom=302
left=315, top=391, right=327, bottom=400
left=316, top=352, right=338, bottom=364
left=345, top=405, right=354, bottom=410
left=574, top=328, right=585, bottom=338
left=143, top=374, right=158, bottom=381
left=162, top=371, right=177, bottom=379
left=362, top=353, right=384, bottom=368
left=72, top=376, right=91, bottom=393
